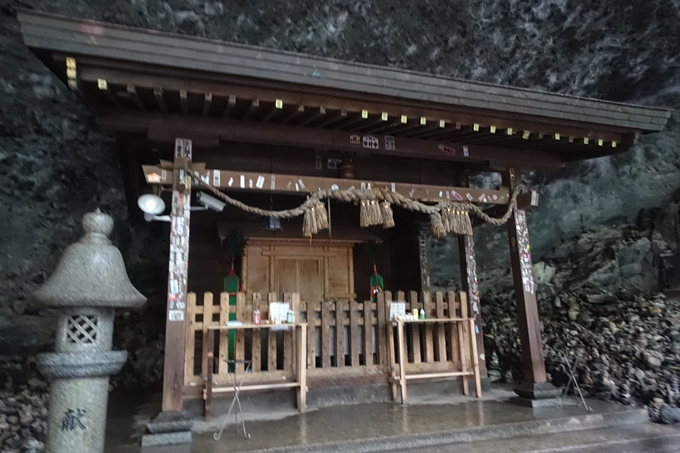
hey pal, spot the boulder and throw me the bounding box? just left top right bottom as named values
left=532, top=262, right=556, bottom=285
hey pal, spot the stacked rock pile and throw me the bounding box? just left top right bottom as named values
left=0, top=357, right=47, bottom=453
left=483, top=225, right=680, bottom=407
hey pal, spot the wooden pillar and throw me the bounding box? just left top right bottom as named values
left=503, top=169, right=559, bottom=404
left=456, top=174, right=486, bottom=378
left=162, top=138, right=192, bottom=412
left=457, top=234, right=487, bottom=378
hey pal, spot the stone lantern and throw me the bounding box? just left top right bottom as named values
left=30, top=210, right=146, bottom=453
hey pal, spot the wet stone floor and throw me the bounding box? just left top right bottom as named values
left=103, top=388, right=678, bottom=453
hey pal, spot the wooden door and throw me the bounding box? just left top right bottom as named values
left=276, top=258, right=323, bottom=303
left=242, top=242, right=355, bottom=301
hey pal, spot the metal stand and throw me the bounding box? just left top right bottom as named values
left=560, top=351, right=592, bottom=412
left=213, top=359, right=252, bottom=441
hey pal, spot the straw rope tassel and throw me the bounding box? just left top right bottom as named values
left=303, top=206, right=319, bottom=238
left=429, top=212, right=447, bottom=238
left=441, top=206, right=453, bottom=233
left=453, top=210, right=473, bottom=236
left=360, top=201, right=370, bottom=228
left=380, top=202, right=395, bottom=228
left=368, top=200, right=382, bottom=226
left=315, top=202, right=329, bottom=231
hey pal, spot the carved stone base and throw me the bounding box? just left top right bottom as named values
left=509, top=396, right=561, bottom=408
left=141, top=411, right=193, bottom=447
left=509, top=382, right=562, bottom=408
left=141, top=431, right=191, bottom=447
left=514, top=382, right=562, bottom=399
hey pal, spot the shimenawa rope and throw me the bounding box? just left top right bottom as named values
left=190, top=171, right=529, bottom=238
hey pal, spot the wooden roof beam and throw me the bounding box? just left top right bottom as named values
left=75, top=63, right=633, bottom=144
left=242, top=99, right=260, bottom=120
left=367, top=115, right=408, bottom=134
left=98, top=110, right=564, bottom=169
left=222, top=94, right=236, bottom=118
left=357, top=112, right=388, bottom=132
left=126, top=84, right=145, bottom=111
left=179, top=90, right=188, bottom=115
left=333, top=110, right=368, bottom=130
left=202, top=92, right=212, bottom=117
left=261, top=99, right=283, bottom=123
left=418, top=122, right=463, bottom=140
left=316, top=109, right=347, bottom=128
left=406, top=120, right=446, bottom=138
left=96, top=79, right=122, bottom=109
left=395, top=117, right=429, bottom=135
left=153, top=87, right=167, bottom=113
left=298, top=106, right=326, bottom=127
left=280, top=105, right=305, bottom=125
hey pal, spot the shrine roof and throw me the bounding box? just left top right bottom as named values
left=18, top=9, right=673, bottom=168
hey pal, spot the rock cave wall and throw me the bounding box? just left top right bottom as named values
left=1, top=0, right=680, bottom=390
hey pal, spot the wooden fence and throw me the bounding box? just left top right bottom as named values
left=183, top=290, right=473, bottom=395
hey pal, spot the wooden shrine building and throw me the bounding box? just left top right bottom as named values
left=18, top=9, right=672, bottom=420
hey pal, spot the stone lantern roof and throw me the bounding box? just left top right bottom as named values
left=30, top=209, right=146, bottom=309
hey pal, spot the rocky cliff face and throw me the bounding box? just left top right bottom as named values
left=1, top=1, right=679, bottom=391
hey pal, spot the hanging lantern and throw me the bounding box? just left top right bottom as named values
left=261, top=216, right=282, bottom=231
left=337, top=155, right=356, bottom=179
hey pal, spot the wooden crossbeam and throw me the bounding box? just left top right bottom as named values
left=99, top=110, right=563, bottom=169
left=142, top=165, right=513, bottom=204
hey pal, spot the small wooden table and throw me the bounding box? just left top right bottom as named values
left=390, top=318, right=481, bottom=404
left=203, top=323, right=308, bottom=419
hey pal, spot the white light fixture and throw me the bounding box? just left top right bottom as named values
left=143, top=213, right=171, bottom=222
left=137, top=194, right=170, bottom=223
left=138, top=194, right=165, bottom=215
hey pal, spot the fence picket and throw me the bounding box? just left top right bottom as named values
left=268, top=292, right=277, bottom=371
left=408, top=291, right=421, bottom=364
left=447, top=291, right=460, bottom=366
left=322, top=301, right=331, bottom=368
left=251, top=293, right=262, bottom=372
left=435, top=292, right=447, bottom=362
left=218, top=292, right=229, bottom=376
left=336, top=302, right=345, bottom=367
left=235, top=293, right=246, bottom=376
left=308, top=302, right=319, bottom=369
left=364, top=301, right=373, bottom=366
left=202, top=292, right=214, bottom=378
left=376, top=292, right=387, bottom=365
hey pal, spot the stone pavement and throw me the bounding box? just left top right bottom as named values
left=104, top=387, right=679, bottom=453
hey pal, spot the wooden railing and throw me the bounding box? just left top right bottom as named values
left=183, top=290, right=473, bottom=396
